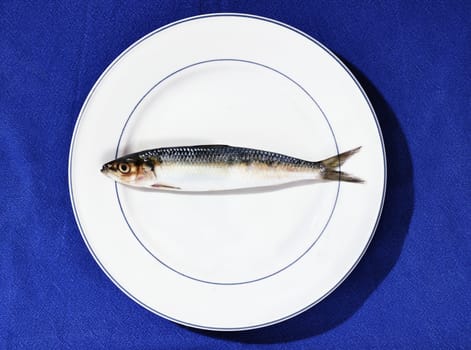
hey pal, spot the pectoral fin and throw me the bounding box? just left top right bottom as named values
left=151, top=183, right=181, bottom=190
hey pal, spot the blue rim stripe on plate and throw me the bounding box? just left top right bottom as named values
left=115, top=58, right=340, bottom=285
left=68, top=13, right=387, bottom=331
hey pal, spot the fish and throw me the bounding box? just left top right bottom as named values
left=101, top=145, right=363, bottom=191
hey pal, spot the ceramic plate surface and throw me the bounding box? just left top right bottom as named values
left=69, top=14, right=386, bottom=330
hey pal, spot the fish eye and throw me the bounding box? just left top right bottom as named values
left=118, top=163, right=130, bottom=174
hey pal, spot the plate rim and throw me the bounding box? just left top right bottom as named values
left=68, top=12, right=387, bottom=331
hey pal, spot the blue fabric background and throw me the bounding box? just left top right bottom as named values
left=1, top=1, right=470, bottom=348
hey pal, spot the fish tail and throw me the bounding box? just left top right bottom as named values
left=319, top=147, right=364, bottom=183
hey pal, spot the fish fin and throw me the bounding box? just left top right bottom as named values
left=320, top=147, right=364, bottom=183
left=151, top=184, right=181, bottom=190
left=321, top=170, right=365, bottom=183
left=321, top=146, right=362, bottom=168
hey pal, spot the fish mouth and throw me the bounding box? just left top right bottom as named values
left=100, top=163, right=113, bottom=173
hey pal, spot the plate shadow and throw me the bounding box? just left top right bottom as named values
left=186, top=60, right=414, bottom=343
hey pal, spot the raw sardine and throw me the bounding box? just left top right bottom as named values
left=101, top=145, right=363, bottom=191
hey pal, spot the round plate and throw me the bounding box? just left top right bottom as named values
left=69, top=14, right=386, bottom=330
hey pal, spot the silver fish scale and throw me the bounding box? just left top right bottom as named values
left=140, top=145, right=314, bottom=168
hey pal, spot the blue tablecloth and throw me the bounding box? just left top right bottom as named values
left=1, top=1, right=470, bottom=348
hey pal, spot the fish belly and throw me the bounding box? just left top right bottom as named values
left=154, top=163, right=318, bottom=191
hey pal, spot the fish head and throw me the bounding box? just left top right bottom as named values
left=101, top=156, right=156, bottom=186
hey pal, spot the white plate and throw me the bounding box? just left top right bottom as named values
left=69, top=14, right=386, bottom=330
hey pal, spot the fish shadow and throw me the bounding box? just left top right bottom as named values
left=118, top=179, right=334, bottom=196
left=187, top=61, right=414, bottom=342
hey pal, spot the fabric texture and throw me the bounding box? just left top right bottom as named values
left=1, top=1, right=470, bottom=348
